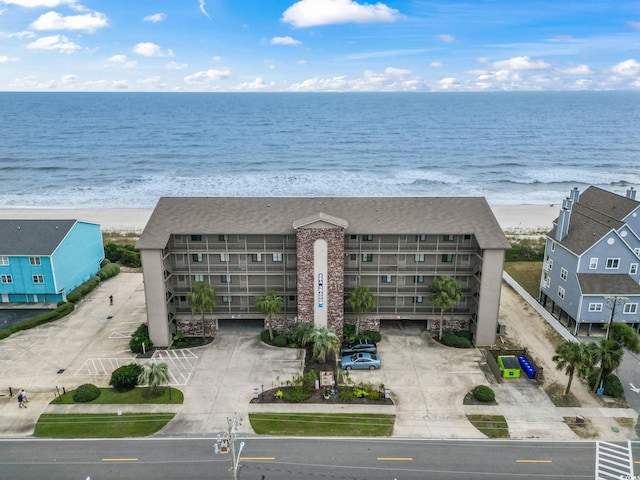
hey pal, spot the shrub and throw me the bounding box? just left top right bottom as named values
left=455, top=330, right=472, bottom=340
left=0, top=329, right=10, bottom=340
left=472, top=385, right=495, bottom=403
left=109, top=363, right=143, bottom=391
left=364, top=330, right=382, bottom=343
left=67, top=277, right=100, bottom=304
left=302, top=370, right=317, bottom=392
left=104, top=242, right=141, bottom=268
left=290, top=322, right=314, bottom=345
left=338, top=388, right=355, bottom=402
left=72, top=383, right=101, bottom=403
left=260, top=329, right=271, bottom=343
left=273, top=334, right=288, bottom=347
left=9, top=302, right=74, bottom=334
left=368, top=390, right=381, bottom=401
left=589, top=372, right=625, bottom=398
left=98, top=262, right=120, bottom=280
left=441, top=332, right=473, bottom=348
left=343, top=323, right=356, bottom=341
left=282, top=387, right=311, bottom=403
left=130, top=324, right=153, bottom=354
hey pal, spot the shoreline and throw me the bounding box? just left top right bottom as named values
left=0, top=204, right=558, bottom=234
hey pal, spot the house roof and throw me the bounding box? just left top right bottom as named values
left=137, top=196, right=510, bottom=250
left=0, top=219, right=77, bottom=256
left=578, top=273, right=640, bottom=295
left=578, top=186, right=640, bottom=221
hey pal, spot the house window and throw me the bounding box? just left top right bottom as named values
left=220, top=253, right=230, bottom=262
left=415, top=253, right=425, bottom=262
left=550, top=241, right=555, bottom=252
left=560, top=268, right=568, bottom=281
left=547, top=258, right=553, bottom=270
left=222, top=295, right=232, bottom=303
left=191, top=235, right=202, bottom=241
left=221, top=275, right=231, bottom=283
left=192, top=253, right=203, bottom=263
left=416, top=234, right=426, bottom=242
left=588, top=303, right=603, bottom=312
left=272, top=253, right=283, bottom=262
left=1, top=274, right=13, bottom=284
left=558, top=286, right=565, bottom=300
left=634, top=247, right=640, bottom=257
left=542, top=272, right=550, bottom=288
left=362, top=234, right=373, bottom=241
left=252, top=253, right=262, bottom=262
left=218, top=235, right=228, bottom=241
left=381, top=275, right=392, bottom=283
left=623, top=303, right=638, bottom=314
left=606, top=258, right=620, bottom=269
left=414, top=275, right=425, bottom=284
left=441, top=254, right=454, bottom=263
left=630, top=264, right=638, bottom=275
left=193, top=274, right=204, bottom=282
left=463, top=234, right=471, bottom=242
left=32, top=275, right=44, bottom=284
left=350, top=254, right=357, bottom=261
left=414, top=296, right=423, bottom=303
left=589, top=258, right=598, bottom=269
left=362, top=253, right=373, bottom=262
left=29, top=256, right=41, bottom=266
left=443, top=234, right=454, bottom=242
left=0, top=256, right=8, bottom=265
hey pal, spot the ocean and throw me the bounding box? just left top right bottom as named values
left=1, top=91, right=639, bottom=208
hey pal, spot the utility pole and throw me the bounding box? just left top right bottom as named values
left=213, top=414, right=245, bottom=480
left=604, top=296, right=628, bottom=339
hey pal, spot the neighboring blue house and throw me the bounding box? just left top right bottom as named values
left=539, top=186, right=640, bottom=335
left=0, top=219, right=104, bottom=303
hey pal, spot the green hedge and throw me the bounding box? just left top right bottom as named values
left=109, top=363, right=143, bottom=391
left=442, top=332, right=473, bottom=348
left=104, top=243, right=141, bottom=268
left=589, top=373, right=625, bottom=398
left=130, top=324, right=153, bottom=354
left=98, top=263, right=120, bottom=280
left=472, top=385, right=495, bottom=402
left=67, top=276, right=100, bottom=304
left=9, top=302, right=74, bottom=334
left=72, top=383, right=101, bottom=403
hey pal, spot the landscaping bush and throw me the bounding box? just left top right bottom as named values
left=504, top=237, right=545, bottom=262
left=359, top=330, right=382, bottom=343
left=282, top=387, right=311, bottom=403
left=290, top=322, right=314, bottom=345
left=472, top=385, right=495, bottom=403
left=130, top=324, right=153, bottom=354
left=97, top=262, right=120, bottom=280
left=109, top=363, right=143, bottom=391
left=67, top=277, right=100, bottom=304
left=302, top=371, right=317, bottom=393
left=104, top=242, right=141, bottom=268
left=0, top=329, right=10, bottom=340
left=441, top=332, right=473, bottom=348
left=9, top=302, right=74, bottom=334
left=72, top=383, right=101, bottom=403
left=454, top=330, right=472, bottom=340
left=343, top=323, right=356, bottom=341
left=260, top=329, right=271, bottom=343
left=338, top=388, right=355, bottom=402
left=589, top=372, right=625, bottom=398
left=273, top=334, right=288, bottom=348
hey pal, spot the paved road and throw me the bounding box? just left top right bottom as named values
left=2, top=437, right=637, bottom=480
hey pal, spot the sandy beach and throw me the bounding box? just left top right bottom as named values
left=0, top=204, right=558, bottom=234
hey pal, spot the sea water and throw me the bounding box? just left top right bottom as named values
left=1, top=91, right=638, bottom=207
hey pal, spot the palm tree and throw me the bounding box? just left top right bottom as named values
left=346, top=285, right=376, bottom=337
left=302, top=326, right=340, bottom=363
left=138, top=362, right=169, bottom=397
left=552, top=341, right=589, bottom=394
left=608, top=323, right=640, bottom=353
left=428, top=276, right=462, bottom=341
left=255, top=288, right=284, bottom=341
left=187, top=281, right=217, bottom=339
left=592, top=338, right=624, bottom=393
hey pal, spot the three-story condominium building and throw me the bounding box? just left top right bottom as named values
left=136, top=197, right=510, bottom=347
left=539, top=186, right=640, bottom=335
left=0, top=219, right=104, bottom=303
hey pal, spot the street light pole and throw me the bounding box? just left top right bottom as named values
left=213, top=414, right=244, bottom=480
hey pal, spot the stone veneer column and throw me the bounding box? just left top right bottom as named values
left=296, top=227, right=345, bottom=332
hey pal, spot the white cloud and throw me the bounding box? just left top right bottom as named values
left=211, top=55, right=221, bottom=62
left=0, top=0, right=77, bottom=7
left=198, top=0, right=210, bottom=19
left=234, top=77, right=276, bottom=91
left=384, top=67, right=410, bottom=75
left=106, top=54, right=136, bottom=68
left=282, top=0, right=403, bottom=28
left=610, top=59, right=640, bottom=76
left=27, top=34, right=79, bottom=52
left=438, top=77, right=460, bottom=90
left=271, top=36, right=301, bottom=46
left=429, top=61, right=445, bottom=68
left=0, top=30, right=35, bottom=38
left=166, top=61, right=188, bottom=70
left=133, top=42, right=173, bottom=57
left=491, top=56, right=550, bottom=71
left=627, top=21, right=640, bottom=31
left=289, top=67, right=421, bottom=91
left=296, top=59, right=307, bottom=65
left=183, top=67, right=231, bottom=84
left=0, top=55, right=19, bottom=62
left=436, top=34, right=455, bottom=43
left=31, top=11, right=108, bottom=32
left=143, top=13, right=166, bottom=23
left=137, top=76, right=166, bottom=89
left=559, top=64, right=592, bottom=75
left=60, top=73, right=77, bottom=83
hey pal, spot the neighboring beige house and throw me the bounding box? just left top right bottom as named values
left=136, top=197, right=509, bottom=347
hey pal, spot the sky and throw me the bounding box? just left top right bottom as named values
left=0, top=0, right=639, bottom=92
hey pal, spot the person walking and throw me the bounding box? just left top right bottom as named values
left=20, top=389, right=28, bottom=404
left=17, top=391, right=26, bottom=408
left=109, top=295, right=113, bottom=306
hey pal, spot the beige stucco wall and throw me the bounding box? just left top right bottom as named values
left=475, top=248, right=505, bottom=345
left=140, top=249, right=172, bottom=347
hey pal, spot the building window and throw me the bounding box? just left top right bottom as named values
left=192, top=253, right=203, bottom=263
left=588, top=303, right=603, bottom=312
left=221, top=275, right=231, bottom=283
left=558, top=286, right=565, bottom=300
left=220, top=253, right=230, bottom=262
left=32, top=275, right=44, bottom=284
left=272, top=253, right=283, bottom=262
left=252, top=253, right=262, bottom=262
left=362, top=253, right=373, bottom=262
left=222, top=296, right=232, bottom=303
left=606, top=258, right=620, bottom=269
left=634, top=248, right=640, bottom=257
left=414, top=275, right=425, bottom=284
left=350, top=254, right=357, bottom=261
left=191, top=235, right=202, bottom=241
left=441, top=254, right=454, bottom=263
left=289, top=295, right=295, bottom=301
left=193, top=274, right=204, bottom=282
left=414, top=296, right=423, bottom=303
left=350, top=235, right=357, bottom=240
left=415, top=253, right=425, bottom=262
left=560, top=268, right=568, bottom=281
left=589, top=258, right=598, bottom=269
left=381, top=275, right=392, bottom=283
left=362, top=234, right=373, bottom=241
left=623, top=303, right=638, bottom=314
left=547, top=257, right=553, bottom=270
left=0, top=256, right=8, bottom=265
left=630, top=264, right=638, bottom=275
left=443, top=234, right=454, bottom=242
left=218, top=235, right=228, bottom=241
left=550, top=241, right=555, bottom=252
left=29, top=256, right=41, bottom=266
left=463, top=234, right=471, bottom=242
left=1, top=274, right=13, bottom=284
left=542, top=272, right=550, bottom=288
left=416, top=234, right=426, bottom=241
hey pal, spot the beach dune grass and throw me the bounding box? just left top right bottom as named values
left=503, top=262, right=543, bottom=298
left=51, top=387, right=183, bottom=404
left=249, top=412, right=395, bottom=436
left=34, top=413, right=176, bottom=438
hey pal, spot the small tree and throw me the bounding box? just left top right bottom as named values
left=187, top=281, right=216, bottom=339
left=138, top=362, right=169, bottom=397
left=428, top=276, right=462, bottom=341
left=552, top=341, right=590, bottom=394
left=302, top=326, right=340, bottom=363
left=346, top=285, right=376, bottom=337
left=255, top=288, right=284, bottom=341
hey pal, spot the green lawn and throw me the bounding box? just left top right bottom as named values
left=504, top=261, right=543, bottom=298
left=34, top=413, right=176, bottom=438
left=52, top=387, right=183, bottom=404
left=466, top=414, right=509, bottom=438
left=249, top=413, right=395, bottom=436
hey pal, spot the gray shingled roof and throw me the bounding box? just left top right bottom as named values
left=137, top=196, right=510, bottom=250
left=0, top=219, right=77, bottom=256
left=578, top=273, right=640, bottom=295
left=578, top=186, right=640, bottom=221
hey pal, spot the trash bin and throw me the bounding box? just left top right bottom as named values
left=575, top=415, right=585, bottom=425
